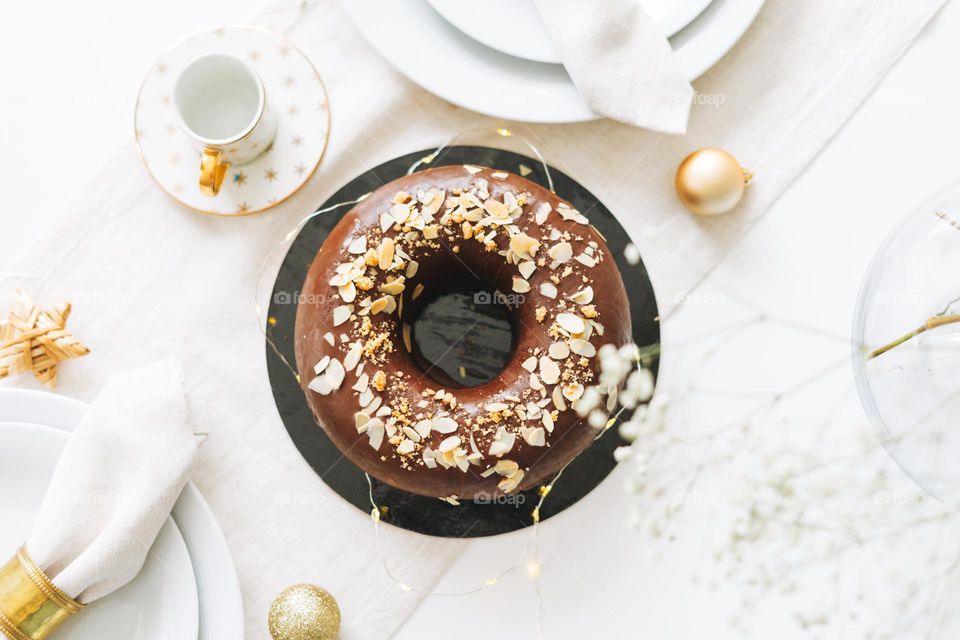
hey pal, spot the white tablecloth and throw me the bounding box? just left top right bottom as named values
left=0, top=0, right=944, bottom=636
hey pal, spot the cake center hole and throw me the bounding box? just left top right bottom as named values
left=410, top=288, right=515, bottom=388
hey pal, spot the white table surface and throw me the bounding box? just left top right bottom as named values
left=3, top=0, right=959, bottom=637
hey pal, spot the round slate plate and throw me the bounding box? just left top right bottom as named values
left=265, top=145, right=660, bottom=537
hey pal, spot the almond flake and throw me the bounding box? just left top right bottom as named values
left=542, top=411, right=555, bottom=432
left=344, top=343, right=362, bottom=370
left=556, top=313, right=585, bottom=334
left=569, top=286, right=594, bottom=305
left=512, top=277, right=531, bottom=294
left=569, top=338, right=596, bottom=357
left=539, top=282, right=558, bottom=299
left=379, top=278, right=406, bottom=295
left=352, top=373, right=369, bottom=393
left=534, top=202, right=551, bottom=225
left=521, top=356, right=537, bottom=372
left=464, top=165, right=483, bottom=174
left=397, top=439, right=415, bottom=454
left=548, top=342, right=570, bottom=360
left=522, top=426, right=546, bottom=447
left=562, top=382, right=584, bottom=402
left=338, top=282, right=357, bottom=303
left=348, top=236, right=367, bottom=254
left=405, top=260, right=419, bottom=278
left=379, top=213, right=394, bottom=233
left=325, top=358, right=345, bottom=390
left=539, top=356, right=560, bottom=384
left=355, top=412, right=370, bottom=432
left=313, top=356, right=330, bottom=375
left=412, top=283, right=425, bottom=300
left=323, top=332, right=336, bottom=346
left=439, top=435, right=461, bottom=453
left=389, top=203, right=411, bottom=225
left=486, top=402, right=509, bottom=412
left=308, top=375, right=333, bottom=395
left=367, top=418, right=385, bottom=449
left=432, top=416, right=459, bottom=434
left=548, top=242, right=573, bottom=263
left=333, top=305, right=352, bottom=326
left=402, top=324, right=412, bottom=352
left=518, top=261, right=536, bottom=279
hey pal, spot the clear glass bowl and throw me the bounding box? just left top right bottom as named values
left=853, top=180, right=960, bottom=504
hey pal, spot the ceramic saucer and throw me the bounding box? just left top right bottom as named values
left=135, top=26, right=330, bottom=216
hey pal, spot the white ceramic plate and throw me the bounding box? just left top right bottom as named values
left=0, top=389, right=244, bottom=640
left=0, top=422, right=198, bottom=639
left=425, top=0, right=714, bottom=63
left=340, top=0, right=765, bottom=123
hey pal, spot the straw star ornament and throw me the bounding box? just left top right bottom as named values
left=0, top=289, right=90, bottom=388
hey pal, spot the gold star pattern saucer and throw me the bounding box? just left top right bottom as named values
left=135, top=26, right=330, bottom=216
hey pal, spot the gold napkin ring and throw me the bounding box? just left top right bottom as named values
left=0, top=545, right=83, bottom=640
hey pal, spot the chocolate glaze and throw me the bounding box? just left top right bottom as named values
left=294, top=165, right=631, bottom=499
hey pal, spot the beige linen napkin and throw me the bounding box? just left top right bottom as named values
left=26, top=360, right=197, bottom=603
left=534, top=0, right=694, bottom=133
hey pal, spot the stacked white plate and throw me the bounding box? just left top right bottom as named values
left=0, top=389, right=243, bottom=640
left=339, top=0, right=766, bottom=123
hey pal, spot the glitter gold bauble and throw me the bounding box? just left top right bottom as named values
left=675, top=148, right=752, bottom=216
left=268, top=584, right=341, bottom=640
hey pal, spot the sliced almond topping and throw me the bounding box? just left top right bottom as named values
left=405, top=260, right=419, bottom=278
left=548, top=242, right=573, bottom=263
left=575, top=254, right=596, bottom=268
left=486, top=402, right=509, bottom=412
left=551, top=386, right=567, bottom=412
left=494, top=459, right=520, bottom=476
left=323, top=332, right=336, bottom=346
left=352, top=373, right=369, bottom=393
left=569, top=286, right=594, bottom=305
left=432, top=416, right=459, bottom=434
left=308, top=375, right=333, bottom=395
left=464, top=165, right=483, bottom=174
left=423, top=225, right=439, bottom=239
left=548, top=342, right=570, bottom=360
left=488, top=429, right=516, bottom=457
left=534, top=202, right=551, bottom=225
left=378, top=238, right=395, bottom=270
left=344, top=343, right=362, bottom=371
left=556, top=313, right=585, bottom=334
left=518, top=261, right=536, bottom=279
left=348, top=236, right=367, bottom=254
left=367, top=418, right=385, bottom=449
left=397, top=439, right=415, bottom=454
left=521, top=356, right=537, bottom=372
left=333, top=305, right=352, bottom=326
left=522, top=426, right=546, bottom=447
left=569, top=338, right=596, bottom=357
left=325, top=358, right=345, bottom=390
left=539, top=282, right=558, bottom=299
left=512, top=277, right=531, bottom=294
left=354, top=412, right=370, bottom=432
left=402, top=324, right=412, bottom=352
left=379, top=213, right=394, bottom=233
left=510, top=233, right=540, bottom=259
left=338, top=281, right=357, bottom=303
left=389, top=203, right=411, bottom=225
left=402, top=426, right=422, bottom=443
left=379, top=278, right=406, bottom=295
left=415, top=419, right=432, bottom=439
left=439, top=435, right=461, bottom=453
left=562, top=382, right=585, bottom=402
left=539, top=356, right=561, bottom=385
left=542, top=411, right=555, bottom=432
left=370, top=295, right=393, bottom=315
left=313, top=355, right=330, bottom=375
left=412, top=283, right=425, bottom=300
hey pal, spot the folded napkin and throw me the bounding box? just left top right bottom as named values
left=26, top=360, right=197, bottom=603
left=534, top=0, right=694, bottom=133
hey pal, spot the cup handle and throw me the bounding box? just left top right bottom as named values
left=199, top=148, right=229, bottom=197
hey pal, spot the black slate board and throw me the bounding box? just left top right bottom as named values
left=265, top=145, right=660, bottom=537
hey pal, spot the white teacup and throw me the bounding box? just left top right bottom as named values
left=173, top=54, right=277, bottom=197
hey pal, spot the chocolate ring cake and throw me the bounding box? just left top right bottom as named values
left=295, top=165, right=631, bottom=500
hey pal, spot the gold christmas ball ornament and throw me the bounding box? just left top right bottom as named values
left=675, top=148, right=752, bottom=216
left=268, top=584, right=341, bottom=640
